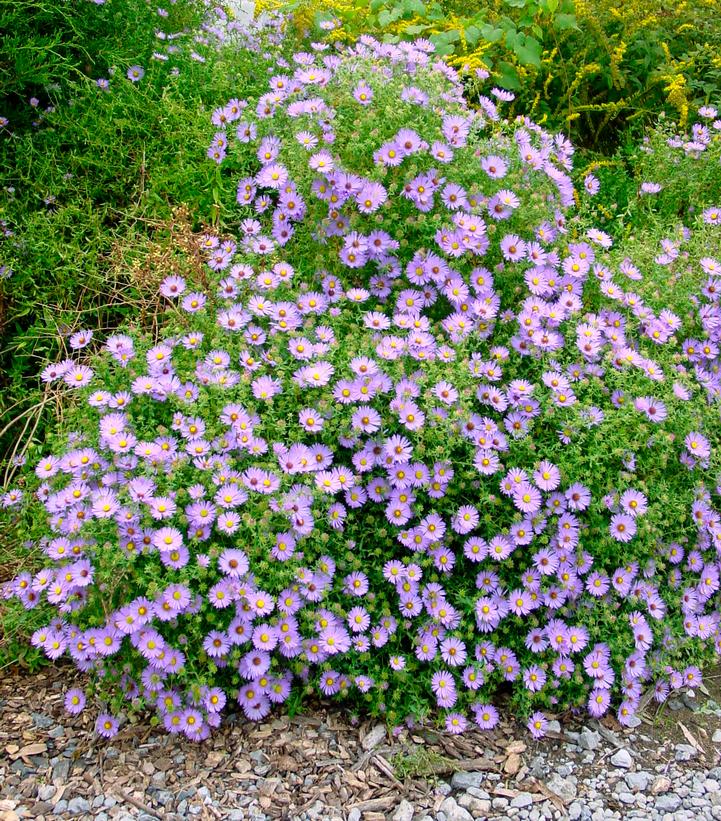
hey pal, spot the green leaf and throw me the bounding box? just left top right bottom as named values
left=464, top=25, right=480, bottom=46
left=496, top=60, right=522, bottom=89
left=554, top=13, right=578, bottom=30
left=430, top=38, right=456, bottom=55
left=402, top=0, right=427, bottom=16
left=546, top=0, right=559, bottom=12
left=514, top=35, right=542, bottom=67
left=403, top=23, right=430, bottom=34
left=504, top=0, right=528, bottom=8
left=480, top=23, right=504, bottom=42
left=378, top=8, right=395, bottom=27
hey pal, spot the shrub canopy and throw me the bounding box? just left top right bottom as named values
left=2, top=34, right=721, bottom=740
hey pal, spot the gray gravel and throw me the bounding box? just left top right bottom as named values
left=5, top=668, right=721, bottom=820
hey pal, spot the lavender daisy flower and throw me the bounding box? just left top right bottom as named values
left=527, top=711, right=548, bottom=738
left=64, top=688, right=86, bottom=715
left=473, top=703, right=499, bottom=730
left=610, top=513, right=637, bottom=543
left=353, top=82, right=373, bottom=104
left=445, top=712, right=468, bottom=734
left=95, top=713, right=120, bottom=737
left=127, top=66, right=145, bottom=82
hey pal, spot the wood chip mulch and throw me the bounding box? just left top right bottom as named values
left=0, top=664, right=549, bottom=820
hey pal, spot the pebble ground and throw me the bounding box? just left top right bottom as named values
left=3, top=667, right=721, bottom=820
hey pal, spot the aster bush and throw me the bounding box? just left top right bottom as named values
left=2, top=36, right=721, bottom=742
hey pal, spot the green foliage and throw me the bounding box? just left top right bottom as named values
left=266, top=0, right=721, bottom=148
left=0, top=0, right=203, bottom=131
left=0, top=7, right=276, bottom=466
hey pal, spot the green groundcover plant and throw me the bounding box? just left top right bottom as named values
left=0, top=1, right=284, bottom=460
left=2, top=34, right=721, bottom=742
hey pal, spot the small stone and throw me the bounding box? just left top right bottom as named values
left=656, top=795, right=681, bottom=812
left=528, top=754, right=546, bottom=779
left=546, top=720, right=561, bottom=734
left=451, top=771, right=485, bottom=791
left=626, top=772, right=650, bottom=792
left=623, top=715, right=642, bottom=728
left=651, top=777, right=672, bottom=795
left=347, top=810, right=361, bottom=821
left=510, top=793, right=534, bottom=809
left=392, top=800, right=414, bottom=821
left=610, top=749, right=633, bottom=769
left=504, top=753, right=522, bottom=775
left=492, top=797, right=509, bottom=810
left=155, top=790, right=174, bottom=806
left=32, top=712, right=53, bottom=729
left=668, top=699, right=684, bottom=711
left=439, top=797, right=473, bottom=821
left=52, top=759, right=70, bottom=784
left=675, top=744, right=698, bottom=762
left=568, top=803, right=583, bottom=821
left=710, top=792, right=721, bottom=808
left=681, top=691, right=698, bottom=710
left=578, top=729, right=601, bottom=751
left=458, top=794, right=491, bottom=816
left=617, top=792, right=636, bottom=805
left=67, top=797, right=91, bottom=815
left=361, top=724, right=385, bottom=751
left=53, top=800, right=68, bottom=815
left=547, top=773, right=577, bottom=802
left=38, top=785, right=56, bottom=801
left=714, top=730, right=721, bottom=744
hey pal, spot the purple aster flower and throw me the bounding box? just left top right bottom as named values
left=127, top=65, right=145, bottom=82
left=588, top=687, right=611, bottom=717
left=445, top=712, right=468, bottom=734
left=353, top=82, right=373, bottom=104
left=64, top=688, right=86, bottom=715
left=527, top=710, right=548, bottom=738
left=356, top=182, right=387, bottom=214
left=95, top=713, right=120, bottom=737
left=431, top=670, right=457, bottom=708
left=610, top=513, right=636, bottom=543
left=634, top=395, right=667, bottom=422
left=344, top=572, right=369, bottom=597
left=473, top=703, right=499, bottom=730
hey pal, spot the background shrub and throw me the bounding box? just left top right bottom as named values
left=260, top=0, right=721, bottom=148
left=0, top=2, right=281, bottom=470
